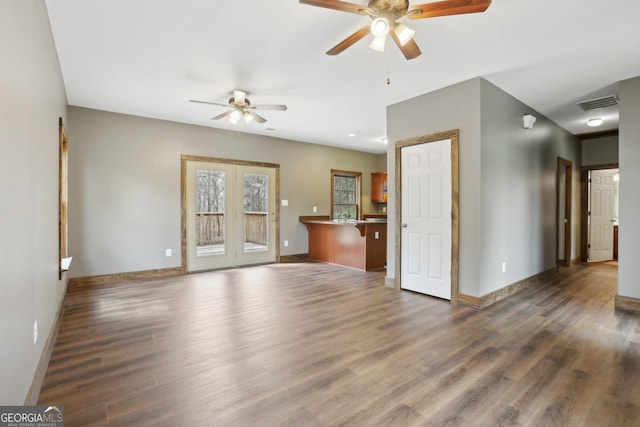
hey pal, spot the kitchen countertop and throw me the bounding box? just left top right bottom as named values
left=300, top=218, right=387, bottom=225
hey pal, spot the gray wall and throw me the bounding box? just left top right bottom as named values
left=387, top=78, right=482, bottom=296
left=582, top=135, right=618, bottom=166
left=619, top=76, right=640, bottom=299
left=0, top=0, right=68, bottom=404
left=387, top=78, right=581, bottom=298
left=67, top=107, right=383, bottom=278
left=478, top=79, right=580, bottom=296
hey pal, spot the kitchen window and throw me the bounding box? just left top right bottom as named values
left=331, top=169, right=361, bottom=220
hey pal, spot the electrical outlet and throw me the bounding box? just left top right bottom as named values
left=284, top=240, right=289, bottom=247
left=502, top=262, right=506, bottom=273
left=281, top=199, right=289, bottom=207
left=374, top=231, right=380, bottom=239
left=165, top=248, right=172, bottom=257
left=33, top=320, right=38, bottom=344
left=313, top=206, right=317, bottom=213
left=382, top=206, right=387, bottom=213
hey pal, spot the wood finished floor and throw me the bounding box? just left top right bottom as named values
left=39, top=262, right=640, bottom=426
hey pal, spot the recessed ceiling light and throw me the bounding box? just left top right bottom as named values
left=587, top=118, right=603, bottom=127
left=348, top=132, right=356, bottom=137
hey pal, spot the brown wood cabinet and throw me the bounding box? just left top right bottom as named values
left=300, top=218, right=386, bottom=271
left=371, top=172, right=387, bottom=203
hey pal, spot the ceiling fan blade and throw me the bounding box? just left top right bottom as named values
left=299, top=0, right=371, bottom=15
left=390, top=30, right=422, bottom=60
left=211, top=110, right=232, bottom=120
left=326, top=25, right=371, bottom=56
left=247, top=111, right=267, bottom=123
left=407, top=0, right=491, bottom=19
left=189, top=99, right=228, bottom=107
left=252, top=104, right=288, bottom=111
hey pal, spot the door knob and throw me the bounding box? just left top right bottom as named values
left=401, top=223, right=408, bottom=228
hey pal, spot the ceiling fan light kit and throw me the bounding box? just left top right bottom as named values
left=369, top=34, right=387, bottom=52
left=394, top=22, right=415, bottom=46
left=299, top=0, right=492, bottom=59
left=369, top=16, right=395, bottom=52
left=371, top=16, right=390, bottom=37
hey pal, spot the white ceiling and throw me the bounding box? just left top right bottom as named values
left=45, top=0, right=640, bottom=154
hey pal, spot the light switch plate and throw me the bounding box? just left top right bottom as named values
left=281, top=199, right=289, bottom=207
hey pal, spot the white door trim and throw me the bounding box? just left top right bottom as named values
left=395, top=130, right=460, bottom=304
left=556, top=157, right=573, bottom=267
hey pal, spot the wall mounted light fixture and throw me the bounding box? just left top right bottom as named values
left=522, top=114, right=537, bottom=129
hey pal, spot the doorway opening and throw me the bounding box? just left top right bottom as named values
left=581, top=164, right=619, bottom=263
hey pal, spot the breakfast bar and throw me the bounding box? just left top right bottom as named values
left=300, top=216, right=387, bottom=271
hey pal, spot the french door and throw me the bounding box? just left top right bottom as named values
left=183, top=158, right=278, bottom=272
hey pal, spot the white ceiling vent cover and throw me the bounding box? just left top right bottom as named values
left=577, top=95, right=619, bottom=111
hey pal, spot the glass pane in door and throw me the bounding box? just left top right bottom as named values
left=195, top=169, right=225, bottom=256
left=243, top=173, right=268, bottom=253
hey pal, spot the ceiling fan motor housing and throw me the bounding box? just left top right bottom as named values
left=368, top=0, right=409, bottom=18
left=229, top=97, right=250, bottom=108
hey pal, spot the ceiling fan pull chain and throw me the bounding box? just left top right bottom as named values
left=386, top=47, right=391, bottom=85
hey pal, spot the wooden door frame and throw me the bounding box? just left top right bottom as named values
left=556, top=158, right=573, bottom=267
left=180, top=154, right=281, bottom=274
left=580, top=163, right=619, bottom=263
left=394, top=130, right=460, bottom=304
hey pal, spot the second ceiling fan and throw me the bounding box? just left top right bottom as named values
left=300, top=0, right=492, bottom=60
left=190, top=90, right=287, bottom=124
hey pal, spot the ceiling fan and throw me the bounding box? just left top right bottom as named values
left=299, top=0, right=492, bottom=60
left=189, top=90, right=287, bottom=124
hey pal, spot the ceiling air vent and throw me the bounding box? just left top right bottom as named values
left=577, top=95, right=619, bottom=111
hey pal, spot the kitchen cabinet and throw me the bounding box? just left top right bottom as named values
left=300, top=218, right=387, bottom=271
left=371, top=172, right=387, bottom=203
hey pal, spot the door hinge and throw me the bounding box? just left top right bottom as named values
left=587, top=244, right=591, bottom=249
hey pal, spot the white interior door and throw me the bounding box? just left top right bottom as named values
left=186, top=160, right=277, bottom=272
left=401, top=140, right=452, bottom=300
left=589, top=169, right=617, bottom=262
